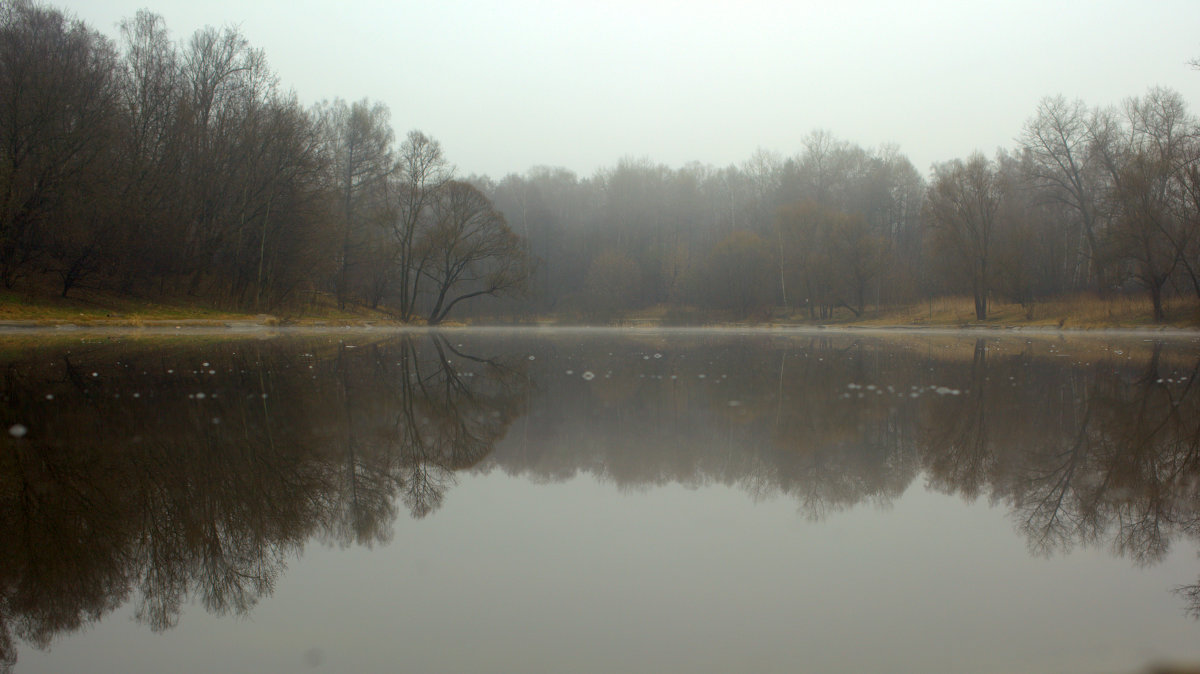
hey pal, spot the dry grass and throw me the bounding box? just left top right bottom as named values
left=827, top=293, right=1200, bottom=329
left=2, top=285, right=1198, bottom=330
left=613, top=294, right=1200, bottom=330
left=0, top=287, right=247, bottom=323
left=0, top=287, right=403, bottom=326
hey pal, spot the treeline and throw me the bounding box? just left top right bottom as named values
left=0, top=2, right=527, bottom=321
left=479, top=140, right=925, bottom=321
left=4, top=0, right=1200, bottom=322
left=480, top=88, right=1200, bottom=322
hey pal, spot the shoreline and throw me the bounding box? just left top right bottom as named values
left=0, top=318, right=1196, bottom=339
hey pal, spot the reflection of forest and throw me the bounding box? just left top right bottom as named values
left=0, top=334, right=529, bottom=671
left=1, top=332, right=1199, bottom=667
left=483, top=334, right=1200, bottom=613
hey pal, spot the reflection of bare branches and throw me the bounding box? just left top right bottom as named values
left=401, top=462, right=448, bottom=520
left=388, top=335, right=524, bottom=518
left=1090, top=350, right=1197, bottom=567
left=1013, top=406, right=1095, bottom=557
left=923, top=339, right=993, bottom=500
left=0, top=621, right=14, bottom=674
left=324, top=334, right=522, bottom=533
left=0, top=335, right=530, bottom=666
left=1174, top=581, right=1200, bottom=619
left=4, top=331, right=1200, bottom=665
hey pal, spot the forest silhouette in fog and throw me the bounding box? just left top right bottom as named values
left=4, top=2, right=1200, bottom=323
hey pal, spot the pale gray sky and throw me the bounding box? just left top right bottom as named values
left=61, top=0, right=1200, bottom=178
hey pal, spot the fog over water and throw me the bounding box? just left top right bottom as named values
left=2, top=329, right=1200, bottom=672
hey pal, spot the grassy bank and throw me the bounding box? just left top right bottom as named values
left=833, top=294, right=1200, bottom=330
left=0, top=287, right=398, bottom=326
left=615, top=294, right=1200, bottom=330
left=1, top=288, right=1198, bottom=330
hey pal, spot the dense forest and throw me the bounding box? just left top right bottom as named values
left=3, top=1, right=1200, bottom=322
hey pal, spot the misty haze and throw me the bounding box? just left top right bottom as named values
left=4, top=0, right=1200, bottom=672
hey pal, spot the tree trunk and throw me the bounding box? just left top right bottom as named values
left=974, top=259, right=988, bottom=320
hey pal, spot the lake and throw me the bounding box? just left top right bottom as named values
left=3, top=327, right=1200, bottom=674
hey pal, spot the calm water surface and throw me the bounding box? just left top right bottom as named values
left=3, top=328, right=1200, bottom=673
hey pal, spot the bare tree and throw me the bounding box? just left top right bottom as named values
left=390, top=130, right=450, bottom=320
left=0, top=1, right=119, bottom=287
left=422, top=180, right=529, bottom=324
left=1103, top=88, right=1197, bottom=320
left=1019, top=95, right=1108, bottom=288
left=112, top=9, right=183, bottom=291
left=925, top=153, right=1003, bottom=320
left=314, top=98, right=394, bottom=308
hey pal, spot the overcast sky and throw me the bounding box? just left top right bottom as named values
left=60, top=0, right=1200, bottom=179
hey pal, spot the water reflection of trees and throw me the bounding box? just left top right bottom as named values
left=484, top=334, right=1200, bottom=612
left=0, top=334, right=528, bottom=671
left=911, top=341, right=1200, bottom=571
left=3, top=332, right=1200, bottom=668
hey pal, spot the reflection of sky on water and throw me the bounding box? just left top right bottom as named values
left=28, top=473, right=1200, bottom=674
